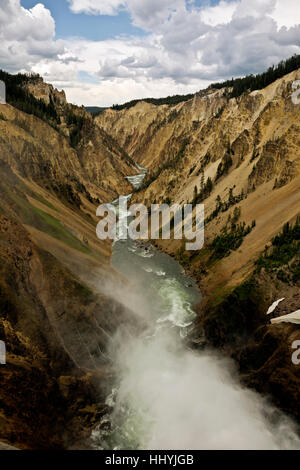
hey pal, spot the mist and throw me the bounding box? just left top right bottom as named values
left=91, top=252, right=300, bottom=450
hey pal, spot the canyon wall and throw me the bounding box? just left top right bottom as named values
left=1, top=68, right=300, bottom=446
left=97, top=70, right=300, bottom=426
left=0, top=77, right=137, bottom=448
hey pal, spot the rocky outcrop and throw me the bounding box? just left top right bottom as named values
left=24, top=77, right=67, bottom=106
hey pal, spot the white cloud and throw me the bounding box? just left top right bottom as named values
left=127, top=0, right=185, bottom=30
left=62, top=77, right=206, bottom=107
left=67, top=0, right=126, bottom=16
left=86, top=0, right=300, bottom=86
left=68, top=0, right=186, bottom=30
left=0, top=0, right=65, bottom=71
left=269, top=0, right=300, bottom=29
left=200, top=0, right=238, bottom=26
left=2, top=0, right=300, bottom=106
left=233, top=0, right=276, bottom=19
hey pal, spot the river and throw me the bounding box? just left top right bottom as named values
left=91, top=165, right=300, bottom=450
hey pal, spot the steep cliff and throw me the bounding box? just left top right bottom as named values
left=97, top=69, right=300, bottom=292
left=0, top=75, right=139, bottom=449
left=1, top=64, right=300, bottom=446
left=97, top=68, right=300, bottom=427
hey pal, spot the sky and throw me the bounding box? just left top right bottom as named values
left=1, top=0, right=300, bottom=106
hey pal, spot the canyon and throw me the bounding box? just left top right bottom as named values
left=0, top=66, right=300, bottom=449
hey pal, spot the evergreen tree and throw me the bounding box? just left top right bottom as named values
left=211, top=54, right=300, bottom=99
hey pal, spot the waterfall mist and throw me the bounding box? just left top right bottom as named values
left=92, top=260, right=300, bottom=450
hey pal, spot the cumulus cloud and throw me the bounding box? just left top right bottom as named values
left=2, top=0, right=300, bottom=106
left=270, top=0, right=300, bottom=28
left=67, top=0, right=126, bottom=16
left=89, top=0, right=300, bottom=87
left=234, top=0, right=276, bottom=19
left=199, top=0, right=238, bottom=26
left=127, top=0, right=186, bottom=31
left=68, top=0, right=185, bottom=29
left=0, top=0, right=65, bottom=72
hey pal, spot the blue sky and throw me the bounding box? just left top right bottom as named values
left=2, top=1, right=300, bottom=106
left=21, top=0, right=145, bottom=41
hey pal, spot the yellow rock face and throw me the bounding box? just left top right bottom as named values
left=0, top=77, right=140, bottom=449
left=97, top=69, right=300, bottom=291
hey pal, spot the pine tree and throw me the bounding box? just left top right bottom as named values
left=200, top=171, right=205, bottom=192
left=194, top=185, right=198, bottom=201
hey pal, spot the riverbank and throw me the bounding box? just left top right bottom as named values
left=127, top=162, right=300, bottom=432
left=149, top=236, right=300, bottom=430
left=86, top=163, right=300, bottom=449
left=91, top=235, right=300, bottom=449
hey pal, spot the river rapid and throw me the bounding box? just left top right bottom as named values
left=91, top=165, right=300, bottom=450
